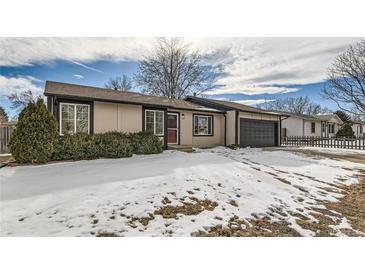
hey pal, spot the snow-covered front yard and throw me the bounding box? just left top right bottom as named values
left=1, top=147, right=364, bottom=236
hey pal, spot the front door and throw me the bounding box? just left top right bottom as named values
left=167, top=113, right=179, bottom=144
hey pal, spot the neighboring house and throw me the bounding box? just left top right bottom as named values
left=44, top=81, right=283, bottom=148
left=281, top=112, right=343, bottom=138
left=351, top=121, right=365, bottom=138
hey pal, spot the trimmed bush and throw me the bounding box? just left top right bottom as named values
left=52, top=132, right=134, bottom=161
left=52, top=131, right=162, bottom=161
left=129, top=132, right=163, bottom=154
left=336, top=124, right=355, bottom=138
left=10, top=99, right=58, bottom=164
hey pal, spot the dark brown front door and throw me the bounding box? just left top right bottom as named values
left=167, top=113, right=179, bottom=144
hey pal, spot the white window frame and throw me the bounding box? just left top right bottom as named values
left=145, top=109, right=164, bottom=136
left=59, top=102, right=90, bottom=135
left=193, top=114, right=213, bottom=136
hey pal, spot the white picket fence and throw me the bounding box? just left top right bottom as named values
left=282, top=136, right=365, bottom=150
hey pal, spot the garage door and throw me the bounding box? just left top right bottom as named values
left=240, top=118, right=278, bottom=147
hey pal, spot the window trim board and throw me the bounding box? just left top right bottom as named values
left=59, top=102, right=91, bottom=135
left=192, top=113, right=214, bottom=137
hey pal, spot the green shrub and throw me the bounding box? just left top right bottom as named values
left=227, top=144, right=240, bottom=150
left=129, top=131, right=163, bottom=154
left=52, top=131, right=162, bottom=161
left=52, top=132, right=134, bottom=161
left=336, top=124, right=355, bottom=138
left=10, top=99, right=58, bottom=164
left=52, top=133, right=93, bottom=161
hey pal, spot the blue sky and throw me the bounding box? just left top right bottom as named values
left=0, top=37, right=362, bottom=118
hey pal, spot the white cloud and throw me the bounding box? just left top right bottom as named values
left=204, top=85, right=299, bottom=95
left=233, top=99, right=274, bottom=106
left=1, top=37, right=362, bottom=95
left=0, top=37, right=156, bottom=67
left=73, top=74, right=84, bottom=80
left=0, top=75, right=43, bottom=98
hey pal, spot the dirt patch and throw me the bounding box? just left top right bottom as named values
left=129, top=213, right=155, bottom=227
left=192, top=216, right=300, bottom=237
left=154, top=198, right=218, bottom=219
left=96, top=231, right=118, bottom=237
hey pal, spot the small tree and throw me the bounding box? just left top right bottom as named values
left=334, top=110, right=351, bottom=123
left=336, top=124, right=355, bottom=138
left=0, top=105, right=8, bottom=123
left=10, top=99, right=58, bottom=163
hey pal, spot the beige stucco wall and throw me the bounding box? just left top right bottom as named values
left=226, top=110, right=236, bottom=145
left=94, top=101, right=142, bottom=133
left=168, top=108, right=225, bottom=148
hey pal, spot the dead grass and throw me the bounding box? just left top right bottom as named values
left=154, top=198, right=218, bottom=219
left=192, top=216, right=300, bottom=237
left=96, top=231, right=118, bottom=237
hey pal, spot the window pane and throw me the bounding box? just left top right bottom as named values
left=145, top=111, right=155, bottom=133
left=75, top=104, right=89, bottom=133
left=207, top=117, right=212, bottom=134
left=194, top=115, right=212, bottom=135
left=61, top=104, right=75, bottom=134
left=155, top=111, right=164, bottom=135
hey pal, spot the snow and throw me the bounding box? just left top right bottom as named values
left=1, top=147, right=364, bottom=237
left=280, top=146, right=365, bottom=155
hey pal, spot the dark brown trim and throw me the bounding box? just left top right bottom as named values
left=223, top=113, right=227, bottom=146
left=192, top=113, right=214, bottom=137
left=44, top=93, right=223, bottom=114
left=278, top=116, right=282, bottom=146
left=186, top=96, right=280, bottom=116
left=235, top=110, right=239, bottom=145
left=167, top=111, right=181, bottom=145
left=54, top=97, right=94, bottom=134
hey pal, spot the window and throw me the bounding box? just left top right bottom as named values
left=193, top=115, right=213, bottom=136
left=60, top=103, right=90, bottom=135
left=329, top=124, right=335, bottom=134
left=311, top=122, right=315, bottom=133
left=145, top=110, right=164, bottom=136
left=360, top=125, right=363, bottom=134
left=322, top=123, right=326, bottom=132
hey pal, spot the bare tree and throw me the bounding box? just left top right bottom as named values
left=7, top=90, right=41, bottom=111
left=135, top=38, right=217, bottom=99
left=260, top=96, right=331, bottom=115
left=105, top=74, right=133, bottom=91
left=322, top=40, right=365, bottom=116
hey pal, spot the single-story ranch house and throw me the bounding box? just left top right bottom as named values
left=44, top=81, right=284, bottom=148
left=281, top=112, right=343, bottom=138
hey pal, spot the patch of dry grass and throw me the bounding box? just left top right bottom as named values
left=192, top=216, right=300, bottom=237
left=154, top=198, right=218, bottom=219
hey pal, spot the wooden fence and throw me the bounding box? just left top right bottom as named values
left=282, top=136, right=365, bottom=150
left=0, top=123, right=16, bottom=154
